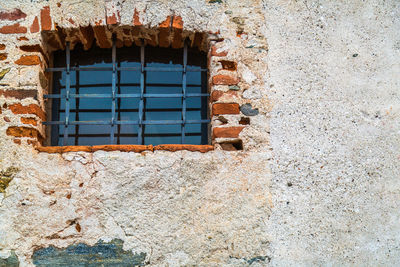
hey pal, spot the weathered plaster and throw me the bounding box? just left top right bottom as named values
left=0, top=0, right=399, bottom=266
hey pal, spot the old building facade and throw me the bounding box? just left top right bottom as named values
left=0, top=0, right=399, bottom=266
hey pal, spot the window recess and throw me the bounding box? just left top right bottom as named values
left=44, top=38, right=209, bottom=146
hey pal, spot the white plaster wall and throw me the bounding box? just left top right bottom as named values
left=264, top=0, right=400, bottom=265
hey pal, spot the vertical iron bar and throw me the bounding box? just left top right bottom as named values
left=110, top=37, right=117, bottom=144
left=63, top=41, right=71, bottom=146
left=117, top=61, right=121, bottom=144
left=138, top=40, right=145, bottom=144
left=181, top=40, right=188, bottom=144
left=74, top=66, right=80, bottom=145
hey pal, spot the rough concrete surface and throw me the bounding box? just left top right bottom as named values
left=0, top=0, right=399, bottom=266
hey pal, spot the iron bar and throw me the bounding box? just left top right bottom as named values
left=138, top=40, right=145, bottom=144
left=44, top=119, right=210, bottom=125
left=63, top=41, right=71, bottom=146
left=181, top=40, right=188, bottom=144
left=46, top=66, right=207, bottom=72
left=110, top=37, right=117, bottom=144
left=45, top=93, right=208, bottom=99
left=74, top=66, right=80, bottom=145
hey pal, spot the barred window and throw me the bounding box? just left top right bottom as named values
left=45, top=38, right=209, bottom=146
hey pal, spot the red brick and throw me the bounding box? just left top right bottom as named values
left=211, top=46, right=228, bottom=57
left=158, top=16, right=171, bottom=48
left=6, top=126, right=40, bottom=138
left=213, top=126, right=245, bottom=138
left=30, top=16, right=39, bottom=33
left=219, top=60, right=237, bottom=71
left=21, top=117, right=37, bottom=126
left=17, top=36, right=29, bottom=41
left=0, top=9, right=27, bottom=21
left=107, top=13, right=118, bottom=25
left=92, top=144, right=151, bottom=152
left=193, top=32, right=203, bottom=49
left=132, top=8, right=142, bottom=26
left=239, top=117, right=250, bottom=125
left=3, top=116, right=10, bottom=122
left=171, top=16, right=183, bottom=49
left=19, top=44, right=44, bottom=54
left=0, top=53, right=7, bottom=60
left=212, top=103, right=240, bottom=115
left=154, top=144, right=214, bottom=153
left=93, top=26, right=112, bottom=48
left=68, top=18, right=75, bottom=25
left=212, top=74, right=239, bottom=85
left=211, top=90, right=238, bottom=102
left=15, top=55, right=41, bottom=65
left=40, top=6, right=51, bottom=31
left=0, top=44, right=5, bottom=50
left=0, top=23, right=27, bottom=34
left=173, top=16, right=183, bottom=29
left=79, top=26, right=94, bottom=50
left=8, top=103, right=45, bottom=120
left=13, top=139, right=21, bottom=145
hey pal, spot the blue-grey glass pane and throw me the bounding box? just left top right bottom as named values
left=146, top=98, right=182, bottom=110
left=59, top=71, right=76, bottom=86
left=146, top=63, right=181, bottom=84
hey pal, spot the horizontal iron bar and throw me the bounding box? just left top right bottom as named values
left=59, top=108, right=202, bottom=113
left=44, top=119, right=210, bottom=125
left=59, top=83, right=203, bottom=89
left=45, top=93, right=209, bottom=99
left=60, top=133, right=203, bottom=138
left=46, top=67, right=207, bottom=72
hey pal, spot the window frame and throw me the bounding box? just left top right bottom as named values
left=44, top=38, right=210, bottom=146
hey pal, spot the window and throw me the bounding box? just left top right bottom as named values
left=44, top=38, right=209, bottom=146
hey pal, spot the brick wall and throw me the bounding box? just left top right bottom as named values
left=0, top=5, right=258, bottom=152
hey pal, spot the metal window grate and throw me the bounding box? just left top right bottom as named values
left=44, top=38, right=210, bottom=146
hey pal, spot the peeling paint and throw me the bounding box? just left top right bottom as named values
left=32, top=239, right=146, bottom=266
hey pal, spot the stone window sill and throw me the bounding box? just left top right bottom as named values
left=35, top=144, right=214, bottom=153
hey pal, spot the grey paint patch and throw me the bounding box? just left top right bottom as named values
left=0, top=251, right=19, bottom=267
left=32, top=239, right=146, bottom=267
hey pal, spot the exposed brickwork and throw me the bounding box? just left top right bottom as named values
left=212, top=74, right=239, bottom=85
left=15, top=55, right=41, bottom=65
left=8, top=103, right=45, bottom=120
left=158, top=16, right=171, bottom=48
left=132, top=9, right=142, bottom=26
left=213, top=126, right=244, bottom=138
left=211, top=45, right=228, bottom=57
left=172, top=16, right=183, bottom=49
left=154, top=144, right=213, bottom=153
left=211, top=90, right=238, bottom=102
left=93, top=26, right=112, bottom=48
left=6, top=126, right=41, bottom=139
left=30, top=16, right=39, bottom=33
left=35, top=144, right=213, bottom=153
left=19, top=44, right=44, bottom=53
left=212, top=103, right=240, bottom=115
left=40, top=6, right=52, bottom=31
left=219, top=60, right=237, bottom=71
left=0, top=23, right=27, bottom=34
left=0, top=9, right=27, bottom=21
left=0, top=89, right=37, bottom=99
left=0, top=44, right=5, bottom=50
left=79, top=26, right=95, bottom=50
left=21, top=117, right=38, bottom=126
left=0, top=53, right=7, bottom=60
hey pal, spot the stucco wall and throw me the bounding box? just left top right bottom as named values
left=0, top=0, right=399, bottom=266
